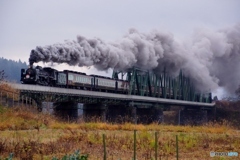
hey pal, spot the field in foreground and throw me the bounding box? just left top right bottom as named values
left=0, top=106, right=239, bottom=160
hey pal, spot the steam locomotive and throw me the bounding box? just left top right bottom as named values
left=20, top=65, right=129, bottom=93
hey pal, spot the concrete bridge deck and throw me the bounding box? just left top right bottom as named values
left=11, top=83, right=215, bottom=107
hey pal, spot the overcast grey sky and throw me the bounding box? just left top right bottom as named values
left=1, top=0, right=240, bottom=97
left=0, top=0, right=239, bottom=81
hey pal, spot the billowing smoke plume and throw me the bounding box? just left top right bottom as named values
left=29, top=24, right=240, bottom=94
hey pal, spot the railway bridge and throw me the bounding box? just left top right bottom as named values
left=10, top=67, right=215, bottom=124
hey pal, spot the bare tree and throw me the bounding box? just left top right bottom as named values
left=0, top=70, right=7, bottom=82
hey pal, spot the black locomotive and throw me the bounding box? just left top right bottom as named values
left=21, top=66, right=57, bottom=86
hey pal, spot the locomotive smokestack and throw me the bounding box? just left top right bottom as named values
left=28, top=24, right=240, bottom=94
left=29, top=50, right=38, bottom=68
left=29, top=60, right=34, bottom=67
left=29, top=50, right=36, bottom=66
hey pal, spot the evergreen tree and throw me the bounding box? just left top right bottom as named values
left=0, top=57, right=28, bottom=83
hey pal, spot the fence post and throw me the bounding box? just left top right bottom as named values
left=103, top=134, right=106, bottom=160
left=133, top=130, right=137, bottom=160
left=155, top=132, right=158, bottom=160
left=176, top=135, right=179, bottom=160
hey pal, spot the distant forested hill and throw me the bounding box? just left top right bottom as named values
left=0, top=57, right=28, bottom=83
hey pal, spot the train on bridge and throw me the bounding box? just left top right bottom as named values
left=21, top=65, right=129, bottom=93
left=20, top=65, right=212, bottom=103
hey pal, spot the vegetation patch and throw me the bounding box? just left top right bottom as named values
left=0, top=106, right=239, bottom=159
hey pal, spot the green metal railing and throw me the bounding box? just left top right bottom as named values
left=113, top=67, right=212, bottom=103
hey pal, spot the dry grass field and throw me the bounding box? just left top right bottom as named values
left=0, top=83, right=239, bottom=159
left=0, top=105, right=239, bottom=160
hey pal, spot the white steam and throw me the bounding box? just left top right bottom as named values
left=29, top=24, right=240, bottom=94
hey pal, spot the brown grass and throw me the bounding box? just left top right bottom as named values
left=0, top=106, right=240, bottom=159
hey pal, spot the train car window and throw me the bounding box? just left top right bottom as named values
left=69, top=75, right=74, bottom=81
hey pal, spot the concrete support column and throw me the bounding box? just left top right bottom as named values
left=83, top=103, right=107, bottom=122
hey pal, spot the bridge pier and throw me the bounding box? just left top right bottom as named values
left=83, top=103, right=107, bottom=122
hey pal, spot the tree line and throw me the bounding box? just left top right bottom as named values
left=0, top=57, right=28, bottom=83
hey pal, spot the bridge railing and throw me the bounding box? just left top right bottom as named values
left=0, top=82, right=37, bottom=107
left=113, top=67, right=212, bottom=103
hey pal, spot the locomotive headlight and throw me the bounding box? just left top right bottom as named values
left=26, top=75, right=30, bottom=78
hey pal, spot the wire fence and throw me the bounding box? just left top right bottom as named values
left=102, top=130, right=179, bottom=160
